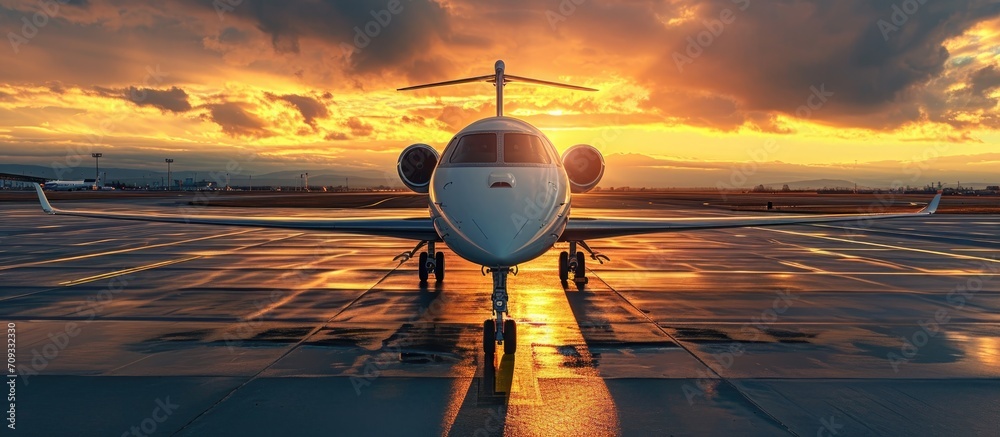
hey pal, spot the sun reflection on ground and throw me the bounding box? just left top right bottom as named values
left=443, top=263, right=622, bottom=434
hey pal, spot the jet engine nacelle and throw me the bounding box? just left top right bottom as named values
left=397, top=143, right=439, bottom=193
left=561, top=144, right=605, bottom=193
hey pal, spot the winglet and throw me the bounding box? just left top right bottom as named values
left=921, top=193, right=942, bottom=215
left=33, top=183, right=55, bottom=214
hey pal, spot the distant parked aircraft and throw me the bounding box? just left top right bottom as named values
left=43, top=178, right=99, bottom=191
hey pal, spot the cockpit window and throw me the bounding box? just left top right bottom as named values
left=449, top=133, right=498, bottom=163
left=503, top=133, right=550, bottom=164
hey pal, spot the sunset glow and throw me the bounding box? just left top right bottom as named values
left=1, top=0, right=998, bottom=187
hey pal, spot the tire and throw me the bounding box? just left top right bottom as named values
left=418, top=252, right=429, bottom=282
left=483, top=319, right=496, bottom=356
left=503, top=319, right=517, bottom=354
left=434, top=251, right=445, bottom=282
left=575, top=251, right=586, bottom=278
left=558, top=251, right=569, bottom=282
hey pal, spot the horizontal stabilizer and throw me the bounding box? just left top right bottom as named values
left=397, top=74, right=495, bottom=91
left=397, top=60, right=595, bottom=117
left=504, top=74, right=597, bottom=91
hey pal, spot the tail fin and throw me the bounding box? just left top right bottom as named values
left=397, top=60, right=596, bottom=117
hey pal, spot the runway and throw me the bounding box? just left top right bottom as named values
left=1, top=195, right=998, bottom=436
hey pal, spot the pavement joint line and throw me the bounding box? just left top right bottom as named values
left=781, top=228, right=994, bottom=273
left=755, top=228, right=1000, bottom=264
left=58, top=256, right=203, bottom=286
left=172, top=253, right=408, bottom=435
left=71, top=238, right=118, bottom=246
left=0, top=229, right=257, bottom=271
left=772, top=258, right=908, bottom=292
left=104, top=353, right=159, bottom=375
left=808, top=223, right=999, bottom=247
left=0, top=231, right=306, bottom=303
left=585, top=267, right=801, bottom=437
left=761, top=239, right=925, bottom=292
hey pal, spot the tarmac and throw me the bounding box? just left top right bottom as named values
left=1, top=194, right=997, bottom=436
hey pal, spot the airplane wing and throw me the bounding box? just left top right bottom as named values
left=561, top=194, right=941, bottom=241
left=32, top=184, right=439, bottom=241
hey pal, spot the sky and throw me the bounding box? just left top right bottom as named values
left=0, top=0, right=998, bottom=188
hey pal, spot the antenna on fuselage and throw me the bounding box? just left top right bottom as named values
left=397, top=59, right=597, bottom=117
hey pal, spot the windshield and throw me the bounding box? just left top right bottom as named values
left=449, top=133, right=498, bottom=163
left=503, top=133, right=550, bottom=164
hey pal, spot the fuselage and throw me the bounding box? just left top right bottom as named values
left=429, top=117, right=571, bottom=267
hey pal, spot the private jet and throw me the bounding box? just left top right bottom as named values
left=31, top=60, right=941, bottom=357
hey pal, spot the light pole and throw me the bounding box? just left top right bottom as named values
left=165, top=159, right=174, bottom=191
left=91, top=153, right=102, bottom=186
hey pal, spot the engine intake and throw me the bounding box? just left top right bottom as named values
left=397, top=143, right=439, bottom=193
left=561, top=144, right=604, bottom=193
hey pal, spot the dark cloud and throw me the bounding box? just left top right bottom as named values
left=266, top=93, right=329, bottom=129
left=204, top=102, right=271, bottom=137
left=211, top=0, right=454, bottom=80
left=345, top=116, right=373, bottom=137
left=89, top=85, right=192, bottom=112
left=630, top=0, right=1000, bottom=130
left=125, top=86, right=192, bottom=112
left=400, top=115, right=425, bottom=125
left=46, top=81, right=68, bottom=94
left=475, top=0, right=995, bottom=131
left=970, top=65, right=1000, bottom=94
left=324, top=131, right=348, bottom=141
left=921, top=63, right=1000, bottom=129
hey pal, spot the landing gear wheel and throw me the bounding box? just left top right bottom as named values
left=558, top=251, right=569, bottom=282
left=503, top=319, right=517, bottom=354
left=434, top=251, right=445, bottom=282
left=483, top=319, right=496, bottom=356
left=574, top=251, right=586, bottom=278
left=418, top=252, right=429, bottom=283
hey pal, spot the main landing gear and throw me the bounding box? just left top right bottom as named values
left=558, top=240, right=609, bottom=284
left=395, top=241, right=445, bottom=283
left=483, top=267, right=516, bottom=356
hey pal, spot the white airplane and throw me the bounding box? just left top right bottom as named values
left=31, top=60, right=941, bottom=356
left=43, top=178, right=99, bottom=191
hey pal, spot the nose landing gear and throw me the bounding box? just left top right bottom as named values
left=483, top=267, right=516, bottom=356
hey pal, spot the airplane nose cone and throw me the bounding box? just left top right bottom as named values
left=433, top=166, right=567, bottom=266
left=469, top=214, right=524, bottom=263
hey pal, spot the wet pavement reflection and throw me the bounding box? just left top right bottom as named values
left=0, top=198, right=998, bottom=435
